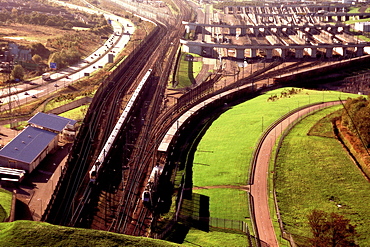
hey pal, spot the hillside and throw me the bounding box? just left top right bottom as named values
left=0, top=221, right=181, bottom=247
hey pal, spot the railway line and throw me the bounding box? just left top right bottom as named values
left=41, top=0, right=368, bottom=243
left=43, top=0, right=192, bottom=236
left=102, top=2, right=192, bottom=236
left=43, top=19, right=165, bottom=226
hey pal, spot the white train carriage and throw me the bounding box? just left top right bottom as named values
left=142, top=165, right=163, bottom=205
left=89, top=69, right=152, bottom=183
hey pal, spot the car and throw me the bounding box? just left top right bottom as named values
left=54, top=84, right=59, bottom=87
left=31, top=95, right=37, bottom=98
left=24, top=92, right=29, bottom=95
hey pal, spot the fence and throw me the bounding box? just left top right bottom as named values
left=46, top=97, right=92, bottom=115
left=271, top=101, right=341, bottom=247
left=179, top=214, right=254, bottom=246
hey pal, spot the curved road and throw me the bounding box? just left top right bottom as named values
left=250, top=101, right=341, bottom=247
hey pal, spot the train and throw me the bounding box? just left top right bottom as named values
left=89, top=69, right=152, bottom=183
left=142, top=165, right=163, bottom=206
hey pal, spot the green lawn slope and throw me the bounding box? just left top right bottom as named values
left=0, top=189, right=12, bottom=222
left=0, top=221, right=180, bottom=247
left=275, top=106, right=370, bottom=246
left=186, top=88, right=358, bottom=245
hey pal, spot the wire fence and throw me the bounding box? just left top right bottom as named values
left=179, top=214, right=254, bottom=247
left=271, top=101, right=342, bottom=247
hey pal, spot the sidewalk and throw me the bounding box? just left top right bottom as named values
left=7, top=142, right=72, bottom=221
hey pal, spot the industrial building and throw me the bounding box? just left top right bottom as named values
left=0, top=113, right=76, bottom=181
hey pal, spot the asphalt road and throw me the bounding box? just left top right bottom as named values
left=250, top=101, right=341, bottom=247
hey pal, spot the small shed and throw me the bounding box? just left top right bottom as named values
left=28, top=112, right=77, bottom=141
left=28, top=112, right=77, bottom=133
left=0, top=126, right=58, bottom=173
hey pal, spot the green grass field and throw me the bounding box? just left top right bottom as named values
left=183, top=227, right=248, bottom=247
left=175, top=53, right=203, bottom=88
left=59, top=104, right=90, bottom=121
left=275, top=106, right=370, bottom=246
left=0, top=189, right=12, bottom=222
left=186, top=88, right=359, bottom=246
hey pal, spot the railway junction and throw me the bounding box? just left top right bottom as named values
left=182, top=4, right=370, bottom=59
left=1, top=0, right=370, bottom=246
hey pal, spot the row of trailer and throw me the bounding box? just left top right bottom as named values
left=89, top=69, right=152, bottom=183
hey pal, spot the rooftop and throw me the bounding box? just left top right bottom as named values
left=28, top=112, right=77, bottom=132
left=0, top=126, right=58, bottom=164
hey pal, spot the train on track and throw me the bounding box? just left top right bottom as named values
left=142, top=165, right=163, bottom=206
left=89, top=69, right=152, bottom=183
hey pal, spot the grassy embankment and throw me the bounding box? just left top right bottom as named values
left=274, top=105, right=370, bottom=246
left=174, top=53, right=203, bottom=89
left=183, top=88, right=359, bottom=246
left=0, top=221, right=180, bottom=247
left=0, top=189, right=12, bottom=222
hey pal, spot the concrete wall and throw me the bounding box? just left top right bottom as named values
left=0, top=135, right=58, bottom=173
left=275, top=55, right=370, bottom=85
left=0, top=160, right=30, bottom=173
left=47, top=97, right=92, bottom=115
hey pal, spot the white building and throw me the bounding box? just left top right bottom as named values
left=354, top=22, right=370, bottom=32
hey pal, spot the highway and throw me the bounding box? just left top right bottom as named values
left=0, top=0, right=134, bottom=110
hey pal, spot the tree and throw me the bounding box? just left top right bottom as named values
left=11, top=65, right=24, bottom=82
left=32, top=54, right=42, bottom=64
left=308, top=210, right=358, bottom=247
left=31, top=43, right=50, bottom=59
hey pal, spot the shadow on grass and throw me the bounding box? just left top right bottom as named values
left=186, top=54, right=196, bottom=85
left=0, top=204, right=6, bottom=222
left=15, top=199, right=33, bottom=220
left=164, top=193, right=209, bottom=243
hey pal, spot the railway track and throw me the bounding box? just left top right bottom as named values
left=46, top=0, right=319, bottom=238
left=106, top=17, right=189, bottom=237
left=43, top=23, right=164, bottom=226
left=88, top=0, right=193, bottom=236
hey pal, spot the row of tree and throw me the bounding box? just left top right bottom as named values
left=308, top=210, right=358, bottom=247
left=1, top=5, right=113, bottom=81
left=0, top=7, right=107, bottom=30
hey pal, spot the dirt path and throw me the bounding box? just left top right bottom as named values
left=250, top=101, right=341, bottom=247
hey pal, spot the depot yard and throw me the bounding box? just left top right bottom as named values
left=185, top=88, right=362, bottom=246
left=275, top=106, right=370, bottom=246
